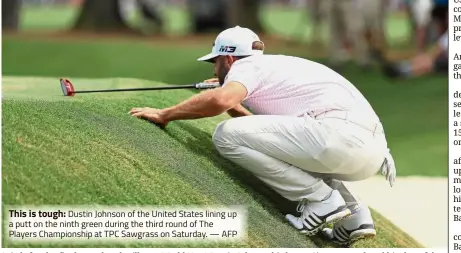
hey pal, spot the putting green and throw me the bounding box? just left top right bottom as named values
left=2, top=76, right=422, bottom=248
left=2, top=36, right=448, bottom=179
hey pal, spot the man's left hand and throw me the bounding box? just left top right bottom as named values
left=129, top=107, right=169, bottom=129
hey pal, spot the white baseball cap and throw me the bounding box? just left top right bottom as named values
left=197, top=26, right=264, bottom=63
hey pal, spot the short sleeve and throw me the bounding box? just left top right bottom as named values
left=222, top=58, right=261, bottom=98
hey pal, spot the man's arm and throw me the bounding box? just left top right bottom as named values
left=227, top=104, right=253, bottom=118
left=161, top=81, right=248, bottom=121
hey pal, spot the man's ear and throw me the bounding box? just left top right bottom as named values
left=226, top=55, right=238, bottom=67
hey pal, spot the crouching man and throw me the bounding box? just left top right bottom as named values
left=129, top=26, right=396, bottom=245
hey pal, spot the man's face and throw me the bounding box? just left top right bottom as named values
left=213, top=56, right=233, bottom=85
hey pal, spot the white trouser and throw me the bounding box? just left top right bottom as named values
left=212, top=110, right=388, bottom=204
left=411, top=0, right=433, bottom=27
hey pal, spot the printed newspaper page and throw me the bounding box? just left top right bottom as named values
left=1, top=0, right=450, bottom=253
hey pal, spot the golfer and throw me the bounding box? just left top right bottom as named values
left=129, top=26, right=396, bottom=244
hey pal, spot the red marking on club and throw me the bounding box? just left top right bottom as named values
left=60, top=78, right=75, bottom=96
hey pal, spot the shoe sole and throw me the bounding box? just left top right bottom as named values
left=300, top=209, right=352, bottom=236
left=333, top=229, right=377, bottom=246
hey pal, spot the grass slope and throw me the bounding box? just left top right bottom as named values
left=2, top=77, right=422, bottom=248
left=2, top=37, right=448, bottom=177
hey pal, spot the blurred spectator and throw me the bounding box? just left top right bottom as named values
left=381, top=29, right=447, bottom=78
left=360, top=0, right=389, bottom=58
left=138, top=0, right=164, bottom=32
left=324, top=0, right=370, bottom=70
left=309, top=0, right=326, bottom=46
left=3, top=0, right=22, bottom=31
left=431, top=0, right=448, bottom=35
left=186, top=0, right=228, bottom=33
left=324, top=0, right=389, bottom=70
left=119, top=0, right=164, bottom=33
left=408, top=0, right=434, bottom=52
left=401, top=0, right=417, bottom=45
left=368, top=0, right=448, bottom=79
left=402, top=0, right=447, bottom=51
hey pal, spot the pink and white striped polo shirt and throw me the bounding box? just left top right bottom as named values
left=223, top=54, right=380, bottom=120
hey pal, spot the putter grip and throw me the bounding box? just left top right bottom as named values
left=195, top=82, right=221, bottom=89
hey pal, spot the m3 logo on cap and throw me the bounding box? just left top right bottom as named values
left=219, top=46, right=237, bottom=53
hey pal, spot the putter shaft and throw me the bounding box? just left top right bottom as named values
left=60, top=78, right=220, bottom=97
left=74, top=85, right=197, bottom=94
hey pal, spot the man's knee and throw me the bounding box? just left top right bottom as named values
left=212, top=119, right=240, bottom=150
left=212, top=120, right=227, bottom=148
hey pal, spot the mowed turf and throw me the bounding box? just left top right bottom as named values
left=2, top=37, right=448, bottom=177
left=2, top=77, right=422, bottom=248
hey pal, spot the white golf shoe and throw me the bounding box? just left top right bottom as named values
left=285, top=190, right=351, bottom=236
left=321, top=204, right=376, bottom=245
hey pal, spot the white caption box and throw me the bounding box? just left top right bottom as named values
left=5, top=205, right=247, bottom=244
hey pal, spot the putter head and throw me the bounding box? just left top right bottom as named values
left=60, top=78, right=75, bottom=96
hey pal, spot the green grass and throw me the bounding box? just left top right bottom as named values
left=2, top=37, right=448, bottom=177
left=2, top=76, right=422, bottom=248
left=18, top=4, right=412, bottom=44
left=2, top=38, right=210, bottom=85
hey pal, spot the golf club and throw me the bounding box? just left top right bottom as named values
left=60, top=78, right=221, bottom=97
